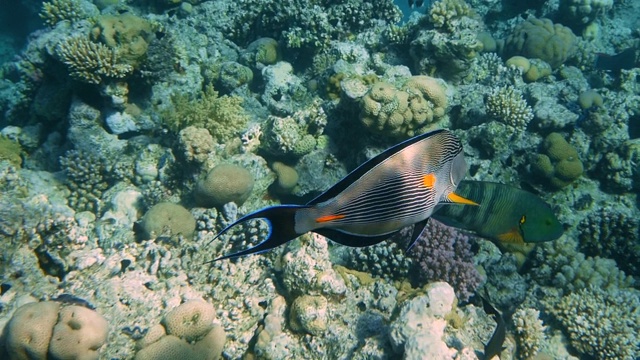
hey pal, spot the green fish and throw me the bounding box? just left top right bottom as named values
left=211, top=129, right=477, bottom=261
left=433, top=181, right=563, bottom=244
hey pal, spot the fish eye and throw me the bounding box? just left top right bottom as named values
left=519, top=215, right=526, bottom=225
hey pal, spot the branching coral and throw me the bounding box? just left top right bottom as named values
left=578, top=206, right=640, bottom=277
left=512, top=307, right=546, bottom=359
left=547, top=287, right=640, bottom=360
left=161, top=85, right=249, bottom=142
left=40, top=0, right=87, bottom=27
left=55, top=37, right=133, bottom=84
left=485, top=85, right=533, bottom=129
left=408, top=220, right=482, bottom=301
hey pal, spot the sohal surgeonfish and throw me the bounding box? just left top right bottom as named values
left=211, top=129, right=478, bottom=261
left=433, top=181, right=563, bottom=244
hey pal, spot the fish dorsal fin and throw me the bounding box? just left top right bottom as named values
left=313, top=228, right=396, bottom=247
left=307, top=129, right=447, bottom=206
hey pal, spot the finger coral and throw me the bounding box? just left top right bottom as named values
left=55, top=37, right=133, bottom=84
left=40, top=0, right=87, bottom=27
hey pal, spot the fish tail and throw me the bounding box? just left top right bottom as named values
left=211, top=205, right=308, bottom=261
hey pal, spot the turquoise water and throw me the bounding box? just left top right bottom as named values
left=0, top=0, right=638, bottom=359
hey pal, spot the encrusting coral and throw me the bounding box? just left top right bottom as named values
left=55, top=37, right=133, bottom=84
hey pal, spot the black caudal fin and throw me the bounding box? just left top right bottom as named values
left=210, top=205, right=308, bottom=261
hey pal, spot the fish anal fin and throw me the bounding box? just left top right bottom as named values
left=496, top=227, right=525, bottom=244
left=314, top=228, right=394, bottom=247
left=316, top=214, right=346, bottom=223
left=406, top=219, right=429, bottom=253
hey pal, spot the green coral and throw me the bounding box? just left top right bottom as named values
left=547, top=287, right=640, bottom=360
left=0, top=136, right=22, bottom=167
left=485, top=85, right=533, bottom=128
left=504, top=17, right=577, bottom=69
left=55, top=36, right=133, bottom=84
left=531, top=132, right=583, bottom=188
left=40, top=0, right=87, bottom=27
left=91, top=14, right=154, bottom=68
left=161, top=85, right=249, bottom=142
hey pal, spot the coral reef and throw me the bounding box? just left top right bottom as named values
left=59, top=149, right=113, bottom=213
left=512, top=307, right=546, bottom=359
left=359, top=76, right=448, bottom=138
left=55, top=37, right=133, bottom=85
left=2, top=301, right=108, bottom=360
left=195, top=163, right=254, bottom=208
left=485, top=85, right=534, bottom=129
left=409, top=220, right=483, bottom=302
left=531, top=132, right=584, bottom=188
left=578, top=206, right=639, bottom=277
left=503, top=17, right=577, bottom=69
left=160, top=85, right=249, bottom=142
left=40, top=0, right=88, bottom=27
left=139, top=202, right=196, bottom=241
left=547, top=286, right=640, bottom=360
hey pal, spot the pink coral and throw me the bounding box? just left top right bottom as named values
left=408, top=219, right=483, bottom=301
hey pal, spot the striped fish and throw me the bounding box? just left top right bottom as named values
left=433, top=181, right=563, bottom=244
left=211, top=129, right=477, bottom=261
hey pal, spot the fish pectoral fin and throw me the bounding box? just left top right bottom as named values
left=313, top=228, right=395, bottom=247
left=422, top=173, right=437, bottom=189
left=446, top=192, right=479, bottom=206
left=406, top=219, right=429, bottom=253
left=496, top=227, right=525, bottom=244
left=315, top=214, right=346, bottom=223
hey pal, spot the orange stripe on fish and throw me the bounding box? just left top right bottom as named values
left=423, top=173, right=436, bottom=188
left=316, top=214, right=346, bottom=223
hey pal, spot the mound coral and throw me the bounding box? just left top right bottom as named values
left=360, top=76, right=448, bottom=139
left=195, top=163, right=254, bottom=207
left=59, top=149, right=113, bottom=213
left=135, top=301, right=226, bottom=360
left=531, top=132, right=583, bottom=188
left=91, top=14, right=154, bottom=68
left=139, top=202, right=196, bottom=240
left=3, top=301, right=108, bottom=360
left=504, top=17, right=577, bottom=69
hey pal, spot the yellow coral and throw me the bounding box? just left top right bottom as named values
left=55, top=36, right=133, bottom=84
left=404, top=75, right=448, bottom=109
left=40, top=0, right=86, bottom=27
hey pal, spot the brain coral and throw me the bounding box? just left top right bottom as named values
left=139, top=202, right=196, bottom=240
left=360, top=76, right=448, bottom=139
left=195, top=163, right=254, bottom=207
left=504, top=17, right=577, bottom=69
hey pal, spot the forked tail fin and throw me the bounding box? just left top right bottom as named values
left=210, top=205, right=308, bottom=261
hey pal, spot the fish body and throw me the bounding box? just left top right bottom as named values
left=594, top=47, right=637, bottom=73
left=211, top=129, right=476, bottom=261
left=433, top=181, right=563, bottom=244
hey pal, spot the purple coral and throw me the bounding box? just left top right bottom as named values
left=408, top=219, right=483, bottom=301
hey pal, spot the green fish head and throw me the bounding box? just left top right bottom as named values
left=520, top=211, right=563, bottom=243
